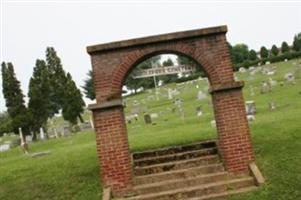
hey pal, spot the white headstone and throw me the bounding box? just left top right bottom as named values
left=197, top=90, right=207, bottom=101
left=89, top=116, right=94, bottom=129
left=245, top=101, right=256, bottom=115
left=40, top=127, right=45, bottom=140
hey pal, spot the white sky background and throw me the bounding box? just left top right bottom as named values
left=1, top=0, right=301, bottom=112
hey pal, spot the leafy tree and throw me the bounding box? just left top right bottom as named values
left=293, top=33, right=301, bottom=52
left=159, top=58, right=178, bottom=84
left=1, top=62, right=31, bottom=136
left=260, top=46, right=269, bottom=59
left=45, top=47, right=67, bottom=116
left=124, top=55, right=161, bottom=93
left=248, top=49, right=258, bottom=61
left=230, top=44, right=249, bottom=64
left=28, top=59, right=51, bottom=138
left=0, top=112, right=13, bottom=136
left=271, top=45, right=279, bottom=56
left=177, top=54, right=203, bottom=76
left=82, top=70, right=95, bottom=100
left=281, top=41, right=290, bottom=53
left=62, top=73, right=85, bottom=125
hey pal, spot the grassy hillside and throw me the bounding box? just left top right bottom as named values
left=0, top=59, right=301, bottom=200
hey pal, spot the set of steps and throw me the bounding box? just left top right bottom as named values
left=124, top=140, right=257, bottom=200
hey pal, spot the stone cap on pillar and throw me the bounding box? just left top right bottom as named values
left=88, top=99, right=123, bottom=111
left=209, top=81, right=244, bottom=94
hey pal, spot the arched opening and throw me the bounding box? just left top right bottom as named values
left=121, top=52, right=217, bottom=152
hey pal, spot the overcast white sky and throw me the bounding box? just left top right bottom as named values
left=1, top=0, right=301, bottom=112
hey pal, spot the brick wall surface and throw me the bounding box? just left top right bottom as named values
left=88, top=27, right=255, bottom=196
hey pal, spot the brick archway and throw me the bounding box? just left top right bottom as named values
left=87, top=26, right=255, bottom=196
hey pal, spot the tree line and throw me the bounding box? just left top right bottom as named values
left=1, top=47, right=85, bottom=139
left=229, top=33, right=301, bottom=69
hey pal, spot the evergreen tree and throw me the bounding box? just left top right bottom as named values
left=45, top=47, right=67, bottom=116
left=271, top=45, right=279, bottom=56
left=0, top=112, right=13, bottom=136
left=62, top=73, right=85, bottom=125
left=281, top=41, right=290, bottom=53
left=293, top=33, right=301, bottom=52
left=248, top=49, right=258, bottom=61
left=82, top=70, right=95, bottom=100
left=28, top=59, right=51, bottom=137
left=1, top=62, right=31, bottom=135
left=260, top=46, right=269, bottom=59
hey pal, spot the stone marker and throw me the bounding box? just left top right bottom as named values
left=284, top=73, right=296, bottom=84
left=260, top=81, right=270, bottom=94
left=40, top=127, right=46, bottom=140
left=239, top=67, right=246, bottom=73
left=197, top=90, right=207, bottom=101
left=210, top=120, right=216, bottom=128
left=269, top=102, right=276, bottom=111
left=150, top=113, right=159, bottom=119
left=245, top=101, right=256, bottom=115
left=196, top=106, right=203, bottom=117
left=144, top=114, right=152, bottom=125
left=19, top=128, right=29, bottom=154
left=89, top=116, right=94, bottom=129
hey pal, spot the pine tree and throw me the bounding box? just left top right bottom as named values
left=28, top=59, right=51, bottom=136
left=82, top=70, right=95, bottom=100
left=260, top=46, right=269, bottom=59
left=281, top=41, right=290, bottom=53
left=248, top=49, right=258, bottom=61
left=271, top=45, right=279, bottom=56
left=1, top=62, right=31, bottom=135
left=45, top=47, right=67, bottom=116
left=293, top=33, right=301, bottom=52
left=62, top=73, right=85, bottom=125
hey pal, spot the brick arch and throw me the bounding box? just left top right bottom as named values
left=111, top=43, right=233, bottom=95
left=87, top=26, right=256, bottom=197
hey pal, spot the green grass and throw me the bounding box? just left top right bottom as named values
left=1, top=59, right=301, bottom=199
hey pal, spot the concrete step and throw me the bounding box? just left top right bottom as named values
left=134, top=147, right=218, bottom=167
left=126, top=177, right=255, bottom=200
left=134, top=172, right=228, bottom=195
left=133, top=140, right=216, bottom=161
left=187, top=186, right=257, bottom=200
left=134, top=155, right=220, bottom=176
left=134, top=163, right=225, bottom=185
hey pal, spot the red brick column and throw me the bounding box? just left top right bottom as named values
left=90, top=100, right=133, bottom=197
left=211, top=82, right=255, bottom=173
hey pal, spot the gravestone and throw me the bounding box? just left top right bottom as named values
left=245, top=101, right=256, bottom=115
left=284, top=73, right=296, bottom=84
left=210, top=120, right=216, bottom=128
left=239, top=67, right=247, bottom=73
left=269, top=102, right=276, bottom=111
left=260, top=81, right=270, bottom=94
left=40, top=127, right=46, bottom=140
left=268, top=78, right=277, bottom=87
left=150, top=113, right=159, bottom=119
left=0, top=143, right=11, bottom=152
left=196, top=106, right=203, bottom=117
left=144, top=114, right=152, bottom=125
left=197, top=90, right=207, bottom=101
left=19, top=128, right=29, bottom=154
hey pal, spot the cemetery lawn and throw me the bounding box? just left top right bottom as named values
left=1, top=59, right=301, bottom=200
